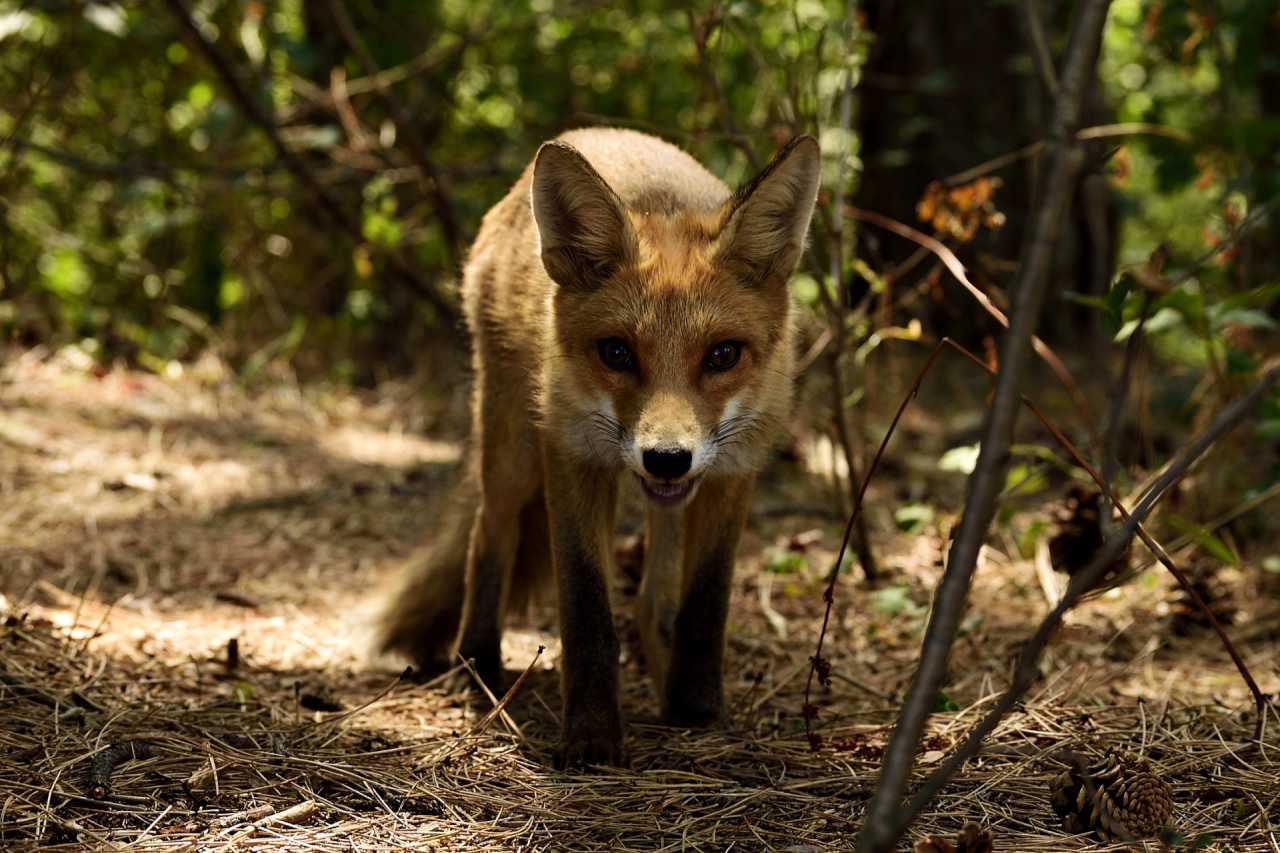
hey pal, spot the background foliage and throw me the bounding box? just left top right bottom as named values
left=0, top=0, right=1276, bottom=433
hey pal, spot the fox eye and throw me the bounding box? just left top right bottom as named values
left=706, top=341, right=742, bottom=371
left=599, top=338, right=634, bottom=370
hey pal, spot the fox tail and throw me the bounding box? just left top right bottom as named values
left=372, top=468, right=477, bottom=673
left=372, top=463, right=553, bottom=674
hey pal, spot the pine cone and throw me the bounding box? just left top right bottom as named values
left=1049, top=749, right=1174, bottom=841
left=914, top=822, right=994, bottom=853
left=1047, top=487, right=1130, bottom=589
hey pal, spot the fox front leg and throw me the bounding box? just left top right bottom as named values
left=663, top=472, right=756, bottom=728
left=637, top=505, right=683, bottom=709
left=543, top=447, right=626, bottom=768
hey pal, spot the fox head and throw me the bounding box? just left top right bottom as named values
left=531, top=135, right=820, bottom=506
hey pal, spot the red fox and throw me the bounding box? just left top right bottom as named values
left=376, top=128, right=820, bottom=766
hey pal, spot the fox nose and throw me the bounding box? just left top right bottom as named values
left=643, top=448, right=692, bottom=480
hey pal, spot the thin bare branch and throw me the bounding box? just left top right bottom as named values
left=829, top=0, right=858, bottom=310
left=321, top=0, right=470, bottom=263
left=687, top=9, right=762, bottom=172
left=942, top=123, right=1199, bottom=187
left=847, top=206, right=1101, bottom=449
left=1022, top=0, right=1059, bottom=97
left=684, top=6, right=876, bottom=578
left=161, top=0, right=459, bottom=325
left=855, top=1, right=1113, bottom=848
left=803, top=337, right=952, bottom=752
left=0, top=4, right=79, bottom=168
left=1099, top=291, right=1153, bottom=534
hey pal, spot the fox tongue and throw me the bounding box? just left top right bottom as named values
left=639, top=477, right=694, bottom=506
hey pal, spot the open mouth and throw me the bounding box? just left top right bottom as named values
left=637, top=475, right=700, bottom=507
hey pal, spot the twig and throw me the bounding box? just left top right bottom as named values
left=297, top=1, right=615, bottom=103
left=292, top=666, right=413, bottom=732
left=941, top=123, right=1199, bottom=187
left=687, top=9, right=762, bottom=172
left=320, top=0, right=470, bottom=262
left=854, top=2, right=1113, bottom=849
left=1099, top=291, right=1154, bottom=534
left=1022, top=0, right=1059, bottom=96
left=1132, top=479, right=1280, bottom=569
left=457, top=656, right=522, bottom=739
left=846, top=206, right=1101, bottom=451
left=7, top=138, right=288, bottom=180
left=890, top=362, right=1280, bottom=840
left=932, top=331, right=1272, bottom=739
left=161, top=0, right=458, bottom=325
left=469, top=646, right=544, bottom=737
left=804, top=338, right=951, bottom=748
left=329, top=66, right=372, bottom=152
left=685, top=4, right=875, bottom=578
left=1204, top=0, right=1251, bottom=287
left=334, top=24, right=488, bottom=98
left=1164, top=192, right=1280, bottom=292
left=0, top=671, right=59, bottom=709
left=86, top=741, right=153, bottom=799
left=832, top=670, right=896, bottom=702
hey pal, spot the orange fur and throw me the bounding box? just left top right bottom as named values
left=376, top=128, right=820, bottom=767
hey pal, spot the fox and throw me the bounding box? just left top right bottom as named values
left=375, top=127, right=820, bottom=767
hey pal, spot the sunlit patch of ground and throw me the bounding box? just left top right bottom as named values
left=2, top=348, right=1278, bottom=851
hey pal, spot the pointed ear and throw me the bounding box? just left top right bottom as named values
left=715, top=135, right=820, bottom=290
left=531, top=140, right=638, bottom=290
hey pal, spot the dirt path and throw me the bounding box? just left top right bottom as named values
left=2, top=349, right=1277, bottom=851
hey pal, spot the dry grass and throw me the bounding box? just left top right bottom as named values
left=2, top=347, right=1279, bottom=852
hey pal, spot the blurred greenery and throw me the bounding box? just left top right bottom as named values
left=0, top=0, right=864, bottom=384
left=0, top=0, right=1275, bottom=410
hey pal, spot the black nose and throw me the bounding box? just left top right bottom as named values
left=643, top=448, right=692, bottom=480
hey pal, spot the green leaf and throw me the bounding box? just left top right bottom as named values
left=1101, top=275, right=1134, bottom=336
left=1061, top=292, right=1108, bottom=309
left=932, top=690, right=961, bottom=712
left=1226, top=349, right=1259, bottom=374
left=938, top=443, right=980, bottom=474
left=1216, top=309, right=1277, bottom=330
left=232, top=681, right=256, bottom=705
left=1164, top=515, right=1239, bottom=566
left=763, top=547, right=807, bottom=575
left=1004, top=464, right=1048, bottom=498
left=1155, top=287, right=1203, bottom=324
left=894, top=503, right=934, bottom=535
left=1017, top=519, right=1048, bottom=559
left=869, top=584, right=925, bottom=618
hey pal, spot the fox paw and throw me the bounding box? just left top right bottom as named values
left=555, top=736, right=628, bottom=769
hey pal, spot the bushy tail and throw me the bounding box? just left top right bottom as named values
left=373, top=469, right=478, bottom=674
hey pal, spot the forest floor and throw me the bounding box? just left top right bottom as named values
left=1, top=345, right=1279, bottom=852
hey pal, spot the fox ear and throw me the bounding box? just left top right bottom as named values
left=716, top=135, right=820, bottom=290
left=531, top=141, right=638, bottom=290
